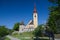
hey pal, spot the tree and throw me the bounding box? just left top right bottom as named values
left=45, top=26, right=55, bottom=40
left=13, top=23, right=20, bottom=31
left=0, top=26, right=9, bottom=38
left=47, top=0, right=60, bottom=33
left=33, top=25, right=45, bottom=37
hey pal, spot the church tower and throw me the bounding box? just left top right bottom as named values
left=33, top=4, right=38, bottom=28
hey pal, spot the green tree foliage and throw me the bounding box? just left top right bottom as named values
left=47, top=0, right=60, bottom=33
left=13, top=23, right=20, bottom=31
left=33, top=25, right=45, bottom=37
left=0, top=26, right=9, bottom=38
left=6, top=28, right=13, bottom=35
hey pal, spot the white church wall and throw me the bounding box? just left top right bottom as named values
left=33, top=12, right=38, bottom=28
left=19, top=24, right=35, bottom=33
left=19, top=25, right=25, bottom=33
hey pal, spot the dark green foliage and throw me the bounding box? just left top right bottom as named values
left=0, top=26, right=13, bottom=39
left=8, top=29, right=14, bottom=35
left=33, top=25, right=44, bottom=37
left=48, top=0, right=60, bottom=33
left=0, top=26, right=9, bottom=38
left=13, top=23, right=20, bottom=31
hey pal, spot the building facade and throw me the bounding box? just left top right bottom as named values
left=19, top=4, right=38, bottom=33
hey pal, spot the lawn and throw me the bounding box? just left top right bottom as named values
left=4, top=37, right=10, bottom=40
left=12, top=31, right=49, bottom=40
left=12, top=31, right=33, bottom=40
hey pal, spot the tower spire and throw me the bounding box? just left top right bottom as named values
left=33, top=3, right=37, bottom=13
left=33, top=2, right=38, bottom=28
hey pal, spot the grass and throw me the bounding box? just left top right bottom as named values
left=4, top=37, right=10, bottom=40
left=34, top=39, right=49, bottom=40
left=12, top=31, right=33, bottom=40
left=12, top=31, right=49, bottom=40
left=19, top=31, right=34, bottom=37
left=40, top=39, right=49, bottom=40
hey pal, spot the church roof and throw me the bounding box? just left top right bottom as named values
left=29, top=20, right=33, bottom=25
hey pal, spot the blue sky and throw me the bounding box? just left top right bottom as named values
left=0, top=0, right=51, bottom=29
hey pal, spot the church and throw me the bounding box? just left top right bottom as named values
left=19, top=4, right=38, bottom=33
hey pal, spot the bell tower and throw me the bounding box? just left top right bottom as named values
left=33, top=4, right=38, bottom=28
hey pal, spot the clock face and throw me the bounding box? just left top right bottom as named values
left=35, top=15, right=36, bottom=17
